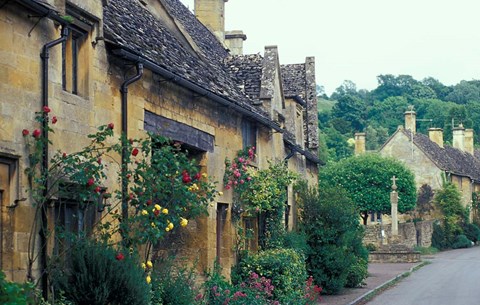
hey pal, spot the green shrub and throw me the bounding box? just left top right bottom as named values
left=463, top=223, right=480, bottom=243
left=0, top=271, right=35, bottom=304
left=51, top=239, right=149, bottom=305
left=346, top=258, right=368, bottom=288
left=232, top=248, right=307, bottom=303
left=150, top=257, right=199, bottom=305
left=452, top=234, right=473, bottom=249
left=431, top=221, right=447, bottom=250
left=298, top=183, right=368, bottom=294
left=201, top=265, right=278, bottom=305
left=281, top=230, right=310, bottom=256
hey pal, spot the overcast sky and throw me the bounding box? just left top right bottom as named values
left=180, top=0, right=480, bottom=95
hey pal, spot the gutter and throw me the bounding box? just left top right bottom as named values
left=38, top=26, right=69, bottom=300
left=120, top=63, right=143, bottom=228
left=14, top=0, right=69, bottom=26
left=111, top=48, right=283, bottom=133
left=284, top=138, right=323, bottom=165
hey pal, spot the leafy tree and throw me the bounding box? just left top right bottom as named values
left=422, top=77, right=451, bottom=100
left=330, top=80, right=359, bottom=100
left=368, top=96, right=409, bottom=134
left=297, top=183, right=368, bottom=294
left=320, top=154, right=417, bottom=225
left=445, top=80, right=480, bottom=104
left=321, top=127, right=353, bottom=162
left=365, top=125, right=389, bottom=151
left=434, top=182, right=468, bottom=247
left=331, top=95, right=366, bottom=132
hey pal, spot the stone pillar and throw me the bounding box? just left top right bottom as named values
left=194, top=0, right=228, bottom=43
left=225, top=30, right=247, bottom=55
left=354, top=132, right=366, bottom=155
left=465, top=128, right=474, bottom=155
left=404, top=110, right=416, bottom=134
left=452, top=124, right=465, bottom=152
left=428, top=128, right=444, bottom=148
left=391, top=176, right=399, bottom=237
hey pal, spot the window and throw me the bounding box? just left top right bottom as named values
left=243, top=216, right=258, bottom=252
left=242, top=119, right=257, bottom=150
left=61, top=4, right=97, bottom=96
left=53, top=183, right=100, bottom=255
left=216, top=203, right=228, bottom=263
left=0, top=157, right=18, bottom=270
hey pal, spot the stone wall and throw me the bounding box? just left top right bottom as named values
left=364, top=220, right=433, bottom=249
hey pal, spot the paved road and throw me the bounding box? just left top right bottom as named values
left=366, top=247, right=480, bottom=305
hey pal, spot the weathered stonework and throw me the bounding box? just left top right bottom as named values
left=0, top=0, right=319, bottom=285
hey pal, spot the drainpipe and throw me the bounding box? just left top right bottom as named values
left=39, top=26, right=68, bottom=300
left=120, top=63, right=143, bottom=235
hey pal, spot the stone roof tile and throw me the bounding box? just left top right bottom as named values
left=404, top=130, right=480, bottom=181
left=281, top=64, right=306, bottom=98
left=103, top=0, right=269, bottom=118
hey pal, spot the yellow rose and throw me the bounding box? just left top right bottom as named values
left=146, top=275, right=151, bottom=284
left=151, top=222, right=156, bottom=228
left=141, top=263, right=146, bottom=270
left=202, top=173, right=208, bottom=178
left=165, top=227, right=170, bottom=232
left=141, top=209, right=148, bottom=216
left=146, top=261, right=153, bottom=269
left=162, top=208, right=169, bottom=215
left=154, top=204, right=161, bottom=211
left=168, top=222, right=174, bottom=230
left=218, top=191, right=224, bottom=196
left=180, top=218, right=188, bottom=227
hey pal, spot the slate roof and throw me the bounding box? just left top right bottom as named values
left=281, top=64, right=307, bottom=98
left=402, top=129, right=480, bottom=181
left=103, top=0, right=269, bottom=118
left=225, top=56, right=308, bottom=102
left=225, top=54, right=263, bottom=101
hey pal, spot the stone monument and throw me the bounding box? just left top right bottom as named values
left=390, top=176, right=398, bottom=237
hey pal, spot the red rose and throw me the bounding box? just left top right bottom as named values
left=154, top=209, right=160, bottom=216
left=182, top=175, right=191, bottom=184
left=132, top=148, right=139, bottom=156
left=194, top=173, right=201, bottom=180
left=62, top=152, right=67, bottom=158
left=97, top=158, right=102, bottom=164
left=51, top=116, right=57, bottom=124
left=107, top=123, right=114, bottom=129
left=146, top=199, right=153, bottom=206
left=126, top=174, right=131, bottom=179
left=115, top=253, right=125, bottom=261
left=43, top=106, right=51, bottom=113
left=87, top=178, right=94, bottom=187
left=32, top=129, right=41, bottom=138
left=22, top=129, right=29, bottom=136
left=94, top=186, right=101, bottom=193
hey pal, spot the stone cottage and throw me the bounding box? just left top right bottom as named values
left=0, top=0, right=319, bottom=289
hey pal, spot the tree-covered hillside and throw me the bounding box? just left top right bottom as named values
left=318, top=75, right=480, bottom=163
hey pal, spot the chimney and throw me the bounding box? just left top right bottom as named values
left=428, top=128, right=444, bottom=148
left=195, top=0, right=228, bottom=43
left=354, top=132, right=366, bottom=155
left=404, top=110, right=416, bottom=134
left=452, top=124, right=465, bottom=151
left=465, top=128, right=474, bottom=155
left=225, top=30, right=247, bottom=55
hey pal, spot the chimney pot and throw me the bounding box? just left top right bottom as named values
left=404, top=110, right=416, bottom=134
left=452, top=124, right=466, bottom=152
left=428, top=128, right=444, bottom=148
left=354, top=132, right=366, bottom=155
left=465, top=128, right=474, bottom=155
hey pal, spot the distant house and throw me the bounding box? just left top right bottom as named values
left=378, top=110, right=480, bottom=210
left=0, top=0, right=319, bottom=284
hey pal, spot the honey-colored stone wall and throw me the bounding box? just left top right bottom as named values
left=0, top=0, right=318, bottom=284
